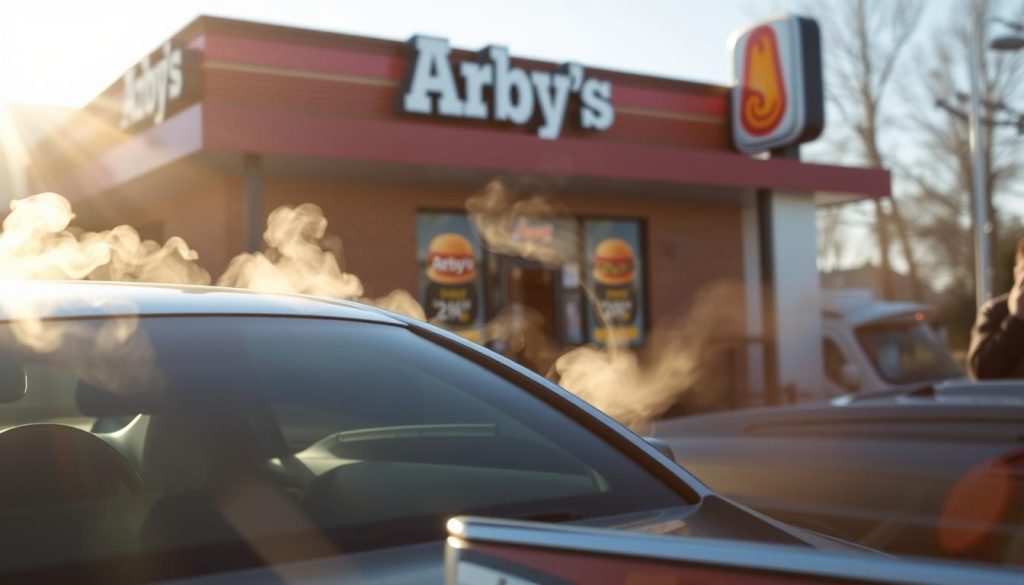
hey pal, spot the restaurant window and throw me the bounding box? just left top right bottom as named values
left=416, top=212, right=485, bottom=342
left=416, top=211, right=646, bottom=349
left=582, top=219, right=646, bottom=347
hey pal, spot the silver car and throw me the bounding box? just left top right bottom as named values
left=0, top=280, right=860, bottom=584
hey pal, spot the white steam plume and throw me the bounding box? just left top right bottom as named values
left=217, top=203, right=363, bottom=297
left=216, top=202, right=424, bottom=320
left=467, top=180, right=588, bottom=373
left=0, top=193, right=424, bottom=350
left=554, top=281, right=745, bottom=430
left=0, top=192, right=210, bottom=284
left=1, top=187, right=744, bottom=430
left=466, top=180, right=578, bottom=268
left=0, top=191, right=210, bottom=386
left=467, top=181, right=745, bottom=431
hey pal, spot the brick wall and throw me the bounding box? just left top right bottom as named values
left=73, top=171, right=745, bottom=334
left=260, top=177, right=745, bottom=328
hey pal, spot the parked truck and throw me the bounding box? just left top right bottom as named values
left=820, top=289, right=965, bottom=397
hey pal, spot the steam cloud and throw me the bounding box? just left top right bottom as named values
left=215, top=202, right=424, bottom=320
left=218, top=203, right=361, bottom=297
left=0, top=192, right=208, bottom=390
left=466, top=180, right=578, bottom=268
left=0, top=192, right=423, bottom=391
left=0, top=192, right=209, bottom=285
left=0, top=192, right=423, bottom=335
left=554, top=282, right=745, bottom=430
left=3, top=185, right=742, bottom=429
left=467, top=180, right=745, bottom=430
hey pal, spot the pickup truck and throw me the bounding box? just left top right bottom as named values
left=820, top=289, right=964, bottom=397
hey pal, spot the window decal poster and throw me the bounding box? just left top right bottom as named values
left=584, top=219, right=645, bottom=346
left=417, top=212, right=484, bottom=342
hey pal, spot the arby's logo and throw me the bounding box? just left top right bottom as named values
left=399, top=36, right=615, bottom=140
left=429, top=254, right=475, bottom=279
left=730, top=15, right=823, bottom=154
left=739, top=26, right=787, bottom=137
left=425, top=233, right=477, bottom=285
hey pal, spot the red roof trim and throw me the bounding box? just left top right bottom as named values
left=204, top=34, right=403, bottom=80
left=202, top=34, right=728, bottom=121
left=202, top=103, right=889, bottom=197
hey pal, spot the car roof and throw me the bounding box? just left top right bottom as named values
left=820, top=289, right=927, bottom=327
left=0, top=280, right=404, bottom=325
left=656, top=389, right=1024, bottom=437
left=833, top=379, right=1024, bottom=405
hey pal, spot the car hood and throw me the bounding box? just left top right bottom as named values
left=580, top=495, right=878, bottom=556
left=158, top=498, right=875, bottom=585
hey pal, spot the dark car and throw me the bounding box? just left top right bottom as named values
left=654, top=381, right=1024, bottom=566
left=0, top=281, right=862, bottom=584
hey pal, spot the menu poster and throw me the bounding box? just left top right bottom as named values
left=417, top=212, right=484, bottom=343
left=584, top=219, right=645, bottom=346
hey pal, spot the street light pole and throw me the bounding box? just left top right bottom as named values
left=968, top=23, right=992, bottom=309
left=968, top=16, right=1024, bottom=309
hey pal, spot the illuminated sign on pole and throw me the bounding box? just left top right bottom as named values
left=730, top=15, right=824, bottom=154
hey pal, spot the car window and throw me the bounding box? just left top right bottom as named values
left=0, top=315, right=688, bottom=580
left=855, top=321, right=963, bottom=384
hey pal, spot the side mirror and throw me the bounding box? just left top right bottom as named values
left=840, top=363, right=862, bottom=392
left=644, top=437, right=675, bottom=461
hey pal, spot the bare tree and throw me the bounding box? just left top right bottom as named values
left=812, top=0, right=924, bottom=300
left=905, top=0, right=1024, bottom=299
left=817, top=204, right=846, bottom=271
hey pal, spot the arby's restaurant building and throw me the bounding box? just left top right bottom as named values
left=28, top=15, right=889, bottom=404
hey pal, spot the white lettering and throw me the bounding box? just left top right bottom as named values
left=489, top=45, right=534, bottom=125
left=431, top=255, right=475, bottom=276
left=459, top=60, right=493, bottom=120
left=154, top=48, right=170, bottom=125
left=141, top=58, right=157, bottom=121
left=168, top=44, right=183, bottom=99
left=120, top=42, right=184, bottom=130
left=530, top=70, right=572, bottom=140
left=402, top=36, right=463, bottom=117
left=580, top=78, right=615, bottom=131
left=399, top=37, right=614, bottom=139
left=512, top=218, right=555, bottom=242
left=601, top=299, right=633, bottom=321
left=432, top=298, right=473, bottom=323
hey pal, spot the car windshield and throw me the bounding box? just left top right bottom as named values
left=0, top=314, right=687, bottom=580
left=855, top=321, right=963, bottom=385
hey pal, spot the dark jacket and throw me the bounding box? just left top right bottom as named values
left=967, top=293, right=1024, bottom=379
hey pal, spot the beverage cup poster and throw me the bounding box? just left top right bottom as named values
left=584, top=220, right=645, bottom=346
left=417, top=212, right=484, bottom=342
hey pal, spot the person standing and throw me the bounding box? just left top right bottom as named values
left=968, top=237, right=1024, bottom=379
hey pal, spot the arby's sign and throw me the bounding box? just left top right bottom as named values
left=730, top=15, right=824, bottom=154
left=117, top=41, right=201, bottom=133
left=399, top=35, right=615, bottom=140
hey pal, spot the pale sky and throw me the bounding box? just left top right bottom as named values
left=0, top=0, right=779, bottom=107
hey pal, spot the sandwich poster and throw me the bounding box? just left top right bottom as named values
left=584, top=219, right=645, bottom=346
left=417, top=212, right=485, bottom=343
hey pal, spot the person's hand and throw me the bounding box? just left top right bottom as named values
left=1010, top=274, right=1024, bottom=318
